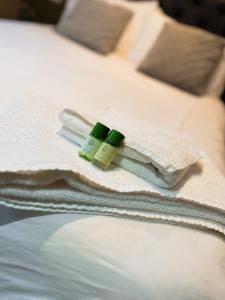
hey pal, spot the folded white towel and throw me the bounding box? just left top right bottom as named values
left=59, top=109, right=201, bottom=187
left=1, top=169, right=225, bottom=239
left=59, top=125, right=183, bottom=188
left=0, top=97, right=225, bottom=238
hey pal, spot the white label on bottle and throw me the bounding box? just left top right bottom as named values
left=80, top=136, right=102, bottom=157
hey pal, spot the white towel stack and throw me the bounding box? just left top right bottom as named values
left=0, top=96, right=225, bottom=238
left=58, top=108, right=201, bottom=188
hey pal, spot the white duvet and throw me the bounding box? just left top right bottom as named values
left=0, top=20, right=225, bottom=300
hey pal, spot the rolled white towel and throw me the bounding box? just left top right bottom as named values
left=59, top=109, right=201, bottom=188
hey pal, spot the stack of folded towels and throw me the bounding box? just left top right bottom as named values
left=58, top=108, right=201, bottom=188
left=0, top=95, right=225, bottom=238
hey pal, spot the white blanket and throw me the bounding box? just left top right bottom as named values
left=0, top=96, right=225, bottom=237
left=0, top=21, right=224, bottom=174
left=0, top=214, right=224, bottom=300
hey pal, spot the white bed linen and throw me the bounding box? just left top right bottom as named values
left=0, top=20, right=224, bottom=176
left=0, top=20, right=225, bottom=299
left=0, top=214, right=225, bottom=300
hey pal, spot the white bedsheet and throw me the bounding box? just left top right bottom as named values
left=0, top=20, right=225, bottom=299
left=0, top=20, right=224, bottom=174
left=0, top=214, right=225, bottom=300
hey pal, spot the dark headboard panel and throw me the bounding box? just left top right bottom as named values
left=159, top=0, right=225, bottom=38
left=20, top=0, right=66, bottom=24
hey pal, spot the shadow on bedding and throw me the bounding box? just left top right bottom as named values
left=0, top=204, right=52, bottom=226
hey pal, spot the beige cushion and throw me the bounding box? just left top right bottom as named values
left=138, top=22, right=225, bottom=95
left=57, top=0, right=132, bottom=55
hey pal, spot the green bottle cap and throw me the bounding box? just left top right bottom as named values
left=105, top=129, right=125, bottom=147
left=90, top=122, right=110, bottom=140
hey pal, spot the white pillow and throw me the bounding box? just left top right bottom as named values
left=60, top=0, right=78, bottom=19
left=206, top=49, right=225, bottom=97
left=129, top=5, right=174, bottom=64
left=130, top=5, right=225, bottom=98
left=105, top=0, right=158, bottom=58
left=61, top=0, right=158, bottom=59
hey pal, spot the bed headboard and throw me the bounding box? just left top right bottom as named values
left=20, top=0, right=66, bottom=23
left=158, top=0, right=225, bottom=38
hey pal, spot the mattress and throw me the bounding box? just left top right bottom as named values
left=0, top=20, right=225, bottom=299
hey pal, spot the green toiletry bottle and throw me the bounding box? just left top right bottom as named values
left=93, top=129, right=125, bottom=170
left=79, top=122, right=110, bottom=161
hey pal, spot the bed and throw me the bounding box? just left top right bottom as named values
left=0, top=0, right=225, bottom=299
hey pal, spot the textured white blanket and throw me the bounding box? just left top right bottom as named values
left=0, top=97, right=225, bottom=237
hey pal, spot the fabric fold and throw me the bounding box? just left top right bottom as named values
left=0, top=172, right=225, bottom=238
